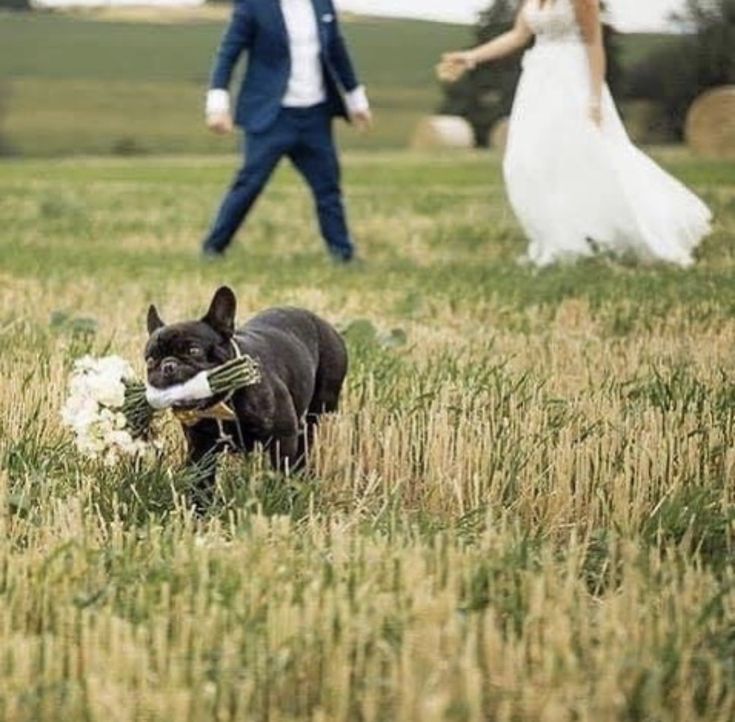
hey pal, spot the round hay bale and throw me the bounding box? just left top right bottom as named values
left=685, top=86, right=735, bottom=159
left=489, top=117, right=510, bottom=153
left=410, top=115, right=474, bottom=150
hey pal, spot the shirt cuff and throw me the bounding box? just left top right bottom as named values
left=206, top=89, right=230, bottom=117
left=345, top=85, right=370, bottom=116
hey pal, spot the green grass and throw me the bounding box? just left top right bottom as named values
left=0, top=11, right=467, bottom=86
left=0, top=149, right=734, bottom=720
left=616, top=32, right=685, bottom=69
left=0, top=11, right=467, bottom=155
left=0, top=11, right=681, bottom=157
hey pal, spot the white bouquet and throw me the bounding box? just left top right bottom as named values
left=61, top=355, right=151, bottom=466
left=144, top=357, right=260, bottom=410
left=61, top=354, right=261, bottom=466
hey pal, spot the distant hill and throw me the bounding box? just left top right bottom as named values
left=616, top=31, right=685, bottom=70
left=0, top=10, right=468, bottom=155
left=0, top=10, right=673, bottom=156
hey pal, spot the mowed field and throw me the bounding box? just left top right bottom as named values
left=1, top=149, right=734, bottom=720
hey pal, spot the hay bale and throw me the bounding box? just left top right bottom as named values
left=685, top=86, right=735, bottom=159
left=489, top=117, right=510, bottom=153
left=411, top=116, right=474, bottom=150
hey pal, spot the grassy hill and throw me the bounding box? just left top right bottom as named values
left=0, top=10, right=677, bottom=157
left=0, top=10, right=468, bottom=156
left=616, top=31, right=684, bottom=70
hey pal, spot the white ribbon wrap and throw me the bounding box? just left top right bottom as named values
left=145, top=372, right=214, bottom=411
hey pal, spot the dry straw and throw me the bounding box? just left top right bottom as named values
left=686, top=85, right=735, bottom=159
left=1, top=156, right=734, bottom=720
left=410, top=116, right=474, bottom=150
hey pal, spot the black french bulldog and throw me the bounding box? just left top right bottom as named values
left=145, top=286, right=348, bottom=497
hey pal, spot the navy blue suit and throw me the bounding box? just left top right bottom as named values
left=203, top=0, right=361, bottom=260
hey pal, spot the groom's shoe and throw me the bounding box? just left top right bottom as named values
left=331, top=254, right=365, bottom=269
left=202, top=246, right=226, bottom=262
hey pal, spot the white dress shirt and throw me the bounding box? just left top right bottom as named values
left=281, top=0, right=326, bottom=107
left=206, top=0, right=369, bottom=119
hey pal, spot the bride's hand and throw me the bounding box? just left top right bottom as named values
left=589, top=99, right=603, bottom=127
left=436, top=51, right=476, bottom=83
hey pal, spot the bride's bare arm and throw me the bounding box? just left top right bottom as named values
left=574, top=0, right=606, bottom=123
left=440, top=5, right=532, bottom=79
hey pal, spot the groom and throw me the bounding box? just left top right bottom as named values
left=202, top=0, right=372, bottom=262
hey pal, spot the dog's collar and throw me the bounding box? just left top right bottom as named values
left=173, top=336, right=244, bottom=429
left=229, top=336, right=242, bottom=361
left=174, top=401, right=237, bottom=428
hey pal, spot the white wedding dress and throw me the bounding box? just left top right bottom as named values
left=503, top=0, right=712, bottom=267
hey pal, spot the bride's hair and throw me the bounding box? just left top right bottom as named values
left=572, top=0, right=601, bottom=42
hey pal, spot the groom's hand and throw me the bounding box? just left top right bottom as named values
left=351, top=110, right=373, bottom=133
left=207, top=113, right=234, bottom=135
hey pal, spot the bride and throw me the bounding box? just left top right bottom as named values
left=440, top=0, right=712, bottom=268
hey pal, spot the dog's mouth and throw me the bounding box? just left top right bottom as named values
left=147, top=364, right=226, bottom=413
left=171, top=397, right=219, bottom=412
left=147, top=367, right=202, bottom=392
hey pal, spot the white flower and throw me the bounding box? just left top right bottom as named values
left=61, top=394, right=98, bottom=431
left=61, top=355, right=153, bottom=465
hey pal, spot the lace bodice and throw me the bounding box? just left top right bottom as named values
left=524, top=0, right=583, bottom=43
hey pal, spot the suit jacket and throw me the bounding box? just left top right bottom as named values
left=210, top=0, right=361, bottom=133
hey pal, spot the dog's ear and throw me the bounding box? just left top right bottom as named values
left=147, top=305, right=165, bottom=335
left=203, top=286, right=237, bottom=336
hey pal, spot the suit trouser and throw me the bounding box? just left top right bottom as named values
left=203, top=104, right=355, bottom=260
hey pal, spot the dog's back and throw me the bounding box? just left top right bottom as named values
left=236, top=307, right=348, bottom=416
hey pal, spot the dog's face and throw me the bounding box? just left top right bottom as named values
left=145, top=286, right=237, bottom=390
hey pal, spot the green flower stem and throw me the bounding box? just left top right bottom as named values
left=120, top=356, right=261, bottom=439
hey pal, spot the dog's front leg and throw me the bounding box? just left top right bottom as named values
left=184, top=421, right=224, bottom=511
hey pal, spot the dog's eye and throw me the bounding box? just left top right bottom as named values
left=189, top=345, right=204, bottom=357
left=146, top=357, right=156, bottom=370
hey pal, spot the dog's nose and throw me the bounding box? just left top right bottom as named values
left=161, top=359, right=177, bottom=378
